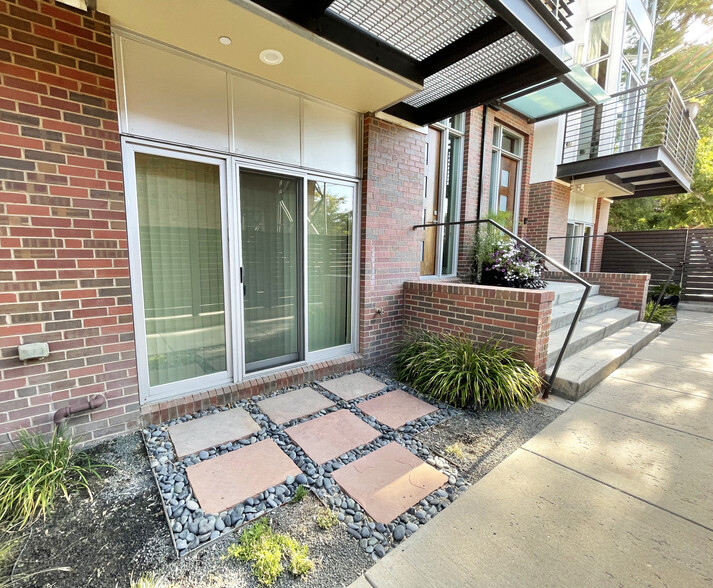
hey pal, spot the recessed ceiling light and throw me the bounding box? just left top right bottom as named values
left=259, top=49, right=283, bottom=65
left=219, top=36, right=232, bottom=46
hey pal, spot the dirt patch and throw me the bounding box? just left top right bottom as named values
left=162, top=493, right=372, bottom=588
left=13, top=432, right=173, bottom=588
left=417, top=404, right=560, bottom=483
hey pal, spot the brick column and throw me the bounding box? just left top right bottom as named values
left=527, top=180, right=570, bottom=263
left=0, top=0, right=139, bottom=449
left=589, top=198, right=610, bottom=272
left=359, top=116, right=425, bottom=362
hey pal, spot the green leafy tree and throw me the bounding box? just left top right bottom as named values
left=609, top=0, right=713, bottom=230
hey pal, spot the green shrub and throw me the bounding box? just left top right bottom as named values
left=645, top=301, right=677, bottom=325
left=315, top=507, right=338, bottom=530
left=0, top=428, right=106, bottom=529
left=393, top=331, right=542, bottom=410
left=648, top=282, right=681, bottom=299
left=226, top=519, right=314, bottom=585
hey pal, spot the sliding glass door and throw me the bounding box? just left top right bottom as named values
left=240, top=171, right=301, bottom=372
left=132, top=151, right=230, bottom=395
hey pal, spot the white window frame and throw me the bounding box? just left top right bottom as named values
left=421, top=117, right=464, bottom=279
left=489, top=124, right=524, bottom=233
left=583, top=8, right=615, bottom=88
left=620, top=10, right=650, bottom=86
left=123, top=137, right=360, bottom=403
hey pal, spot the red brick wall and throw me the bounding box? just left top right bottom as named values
left=589, top=198, right=610, bottom=272
left=527, top=180, right=571, bottom=262
left=457, top=107, right=484, bottom=276
left=359, top=116, right=425, bottom=361
left=403, top=281, right=554, bottom=376
left=544, top=271, right=650, bottom=320
left=0, top=0, right=140, bottom=449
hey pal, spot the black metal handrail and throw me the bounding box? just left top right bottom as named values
left=412, top=219, right=592, bottom=399
left=548, top=233, right=675, bottom=321
left=561, top=78, right=699, bottom=177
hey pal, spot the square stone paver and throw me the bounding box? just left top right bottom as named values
left=257, top=387, right=335, bottom=425
left=186, top=439, right=300, bottom=514
left=358, top=389, right=437, bottom=429
left=169, top=407, right=261, bottom=458
left=332, top=442, right=447, bottom=524
left=319, top=373, right=386, bottom=401
left=285, top=409, right=380, bottom=464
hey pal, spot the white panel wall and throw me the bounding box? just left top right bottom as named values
left=119, top=37, right=230, bottom=152
left=303, top=99, right=359, bottom=177
left=232, top=76, right=301, bottom=166
left=116, top=35, right=360, bottom=178
left=568, top=192, right=596, bottom=223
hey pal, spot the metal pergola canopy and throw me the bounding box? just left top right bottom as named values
left=244, top=0, right=574, bottom=125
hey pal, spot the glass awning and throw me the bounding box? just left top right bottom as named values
left=502, top=65, right=609, bottom=121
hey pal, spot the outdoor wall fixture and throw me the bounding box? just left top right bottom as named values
left=219, top=36, right=232, bottom=46
left=259, top=49, right=283, bottom=65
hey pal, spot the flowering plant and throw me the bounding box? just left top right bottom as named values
left=480, top=238, right=546, bottom=289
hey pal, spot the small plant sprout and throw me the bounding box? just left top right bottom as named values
left=315, top=507, right=339, bottom=530
left=129, top=573, right=175, bottom=588
left=444, top=443, right=465, bottom=460
left=225, top=519, right=314, bottom=585
left=292, top=484, right=308, bottom=503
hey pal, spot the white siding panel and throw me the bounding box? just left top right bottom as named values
left=303, top=100, right=358, bottom=177
left=120, top=38, right=229, bottom=151
left=231, top=76, right=301, bottom=165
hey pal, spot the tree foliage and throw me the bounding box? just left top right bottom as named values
left=609, top=0, right=713, bottom=231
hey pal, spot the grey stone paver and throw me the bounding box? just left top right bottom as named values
left=256, top=387, right=335, bottom=424
left=352, top=310, right=713, bottom=587
left=168, top=407, right=261, bottom=458
left=318, top=372, right=386, bottom=401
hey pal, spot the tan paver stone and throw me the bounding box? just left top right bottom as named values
left=358, top=389, right=436, bottom=429
left=319, top=373, right=386, bottom=401
left=186, top=439, right=300, bottom=514
left=257, top=387, right=335, bottom=425
left=285, top=410, right=380, bottom=464
left=332, top=442, right=447, bottom=524
left=168, top=407, right=261, bottom=458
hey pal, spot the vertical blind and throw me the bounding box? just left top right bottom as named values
left=307, top=181, right=353, bottom=351
left=135, top=153, right=227, bottom=387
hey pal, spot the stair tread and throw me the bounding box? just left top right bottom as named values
left=550, top=295, right=620, bottom=330
left=548, top=307, right=639, bottom=357
left=545, top=281, right=600, bottom=305
left=546, top=322, right=660, bottom=400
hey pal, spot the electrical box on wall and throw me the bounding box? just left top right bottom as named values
left=18, top=342, right=50, bottom=361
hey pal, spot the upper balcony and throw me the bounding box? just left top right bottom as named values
left=557, top=79, right=699, bottom=199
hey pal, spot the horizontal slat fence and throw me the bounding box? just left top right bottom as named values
left=601, top=229, right=713, bottom=301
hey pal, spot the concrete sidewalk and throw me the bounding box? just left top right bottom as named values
left=351, top=310, right=713, bottom=588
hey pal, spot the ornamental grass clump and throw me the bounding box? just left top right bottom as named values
left=0, top=428, right=105, bottom=530
left=645, top=301, right=677, bottom=325
left=393, top=330, right=542, bottom=410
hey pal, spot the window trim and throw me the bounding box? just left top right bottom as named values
left=489, top=124, right=524, bottom=234
left=584, top=8, right=615, bottom=88
left=123, top=137, right=360, bottom=404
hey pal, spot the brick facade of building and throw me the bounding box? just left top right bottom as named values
left=403, top=281, right=554, bottom=376
left=0, top=0, right=139, bottom=450
left=526, top=180, right=571, bottom=263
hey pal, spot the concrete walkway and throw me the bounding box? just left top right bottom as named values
left=351, top=310, right=713, bottom=588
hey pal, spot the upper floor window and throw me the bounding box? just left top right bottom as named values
left=584, top=10, right=614, bottom=88
left=620, top=12, right=650, bottom=90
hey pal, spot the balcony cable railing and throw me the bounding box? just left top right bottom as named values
left=412, top=219, right=592, bottom=399
left=548, top=233, right=676, bottom=322
left=561, top=78, right=699, bottom=177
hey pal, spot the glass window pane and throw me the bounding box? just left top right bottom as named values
left=448, top=112, right=465, bottom=132
left=623, top=15, right=640, bottom=71
left=135, top=153, right=226, bottom=387
left=307, top=181, right=353, bottom=351
left=241, top=171, right=300, bottom=370
left=585, top=59, right=608, bottom=87
left=441, top=134, right=462, bottom=275
left=587, top=11, right=612, bottom=62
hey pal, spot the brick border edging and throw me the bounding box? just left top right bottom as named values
left=544, top=271, right=650, bottom=320
left=139, top=354, right=364, bottom=425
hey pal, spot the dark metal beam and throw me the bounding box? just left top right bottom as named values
left=612, top=183, right=686, bottom=199
left=418, top=17, right=514, bottom=77
left=625, top=172, right=673, bottom=183
left=248, top=0, right=423, bottom=84
left=385, top=55, right=557, bottom=125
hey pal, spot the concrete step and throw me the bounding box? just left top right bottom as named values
left=547, top=307, right=639, bottom=368
left=545, top=281, right=600, bottom=306
left=546, top=322, right=660, bottom=401
left=550, top=294, right=620, bottom=331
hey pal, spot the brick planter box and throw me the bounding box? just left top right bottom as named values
left=403, top=281, right=555, bottom=376
left=543, top=271, right=650, bottom=320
